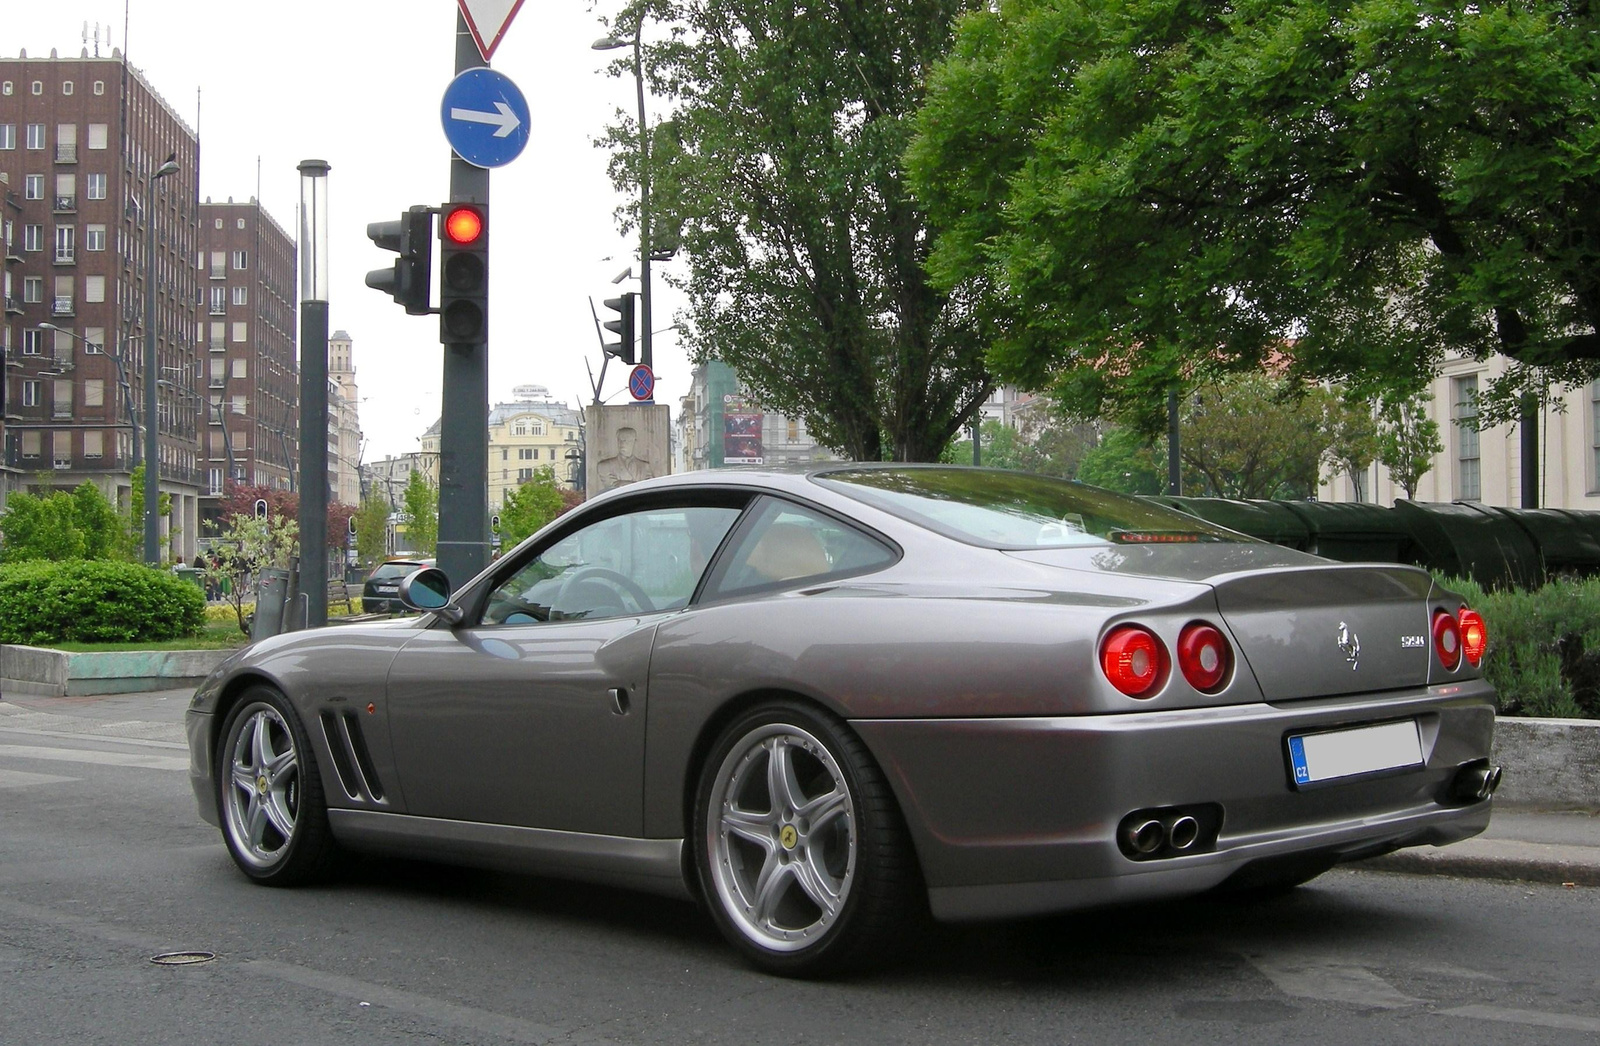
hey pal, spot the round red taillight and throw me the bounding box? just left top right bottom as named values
left=1177, top=622, right=1231, bottom=692
left=1459, top=606, right=1488, bottom=667
left=1433, top=609, right=1462, bottom=671
left=1100, top=625, right=1168, bottom=698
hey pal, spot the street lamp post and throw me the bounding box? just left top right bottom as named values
left=38, top=323, right=139, bottom=469
left=594, top=22, right=653, bottom=371
left=298, top=160, right=332, bottom=628
left=142, top=155, right=180, bottom=565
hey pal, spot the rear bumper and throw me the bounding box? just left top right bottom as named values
left=853, top=680, right=1497, bottom=921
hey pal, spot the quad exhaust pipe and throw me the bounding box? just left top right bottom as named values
left=1120, top=811, right=1205, bottom=857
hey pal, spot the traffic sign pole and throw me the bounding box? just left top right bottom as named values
left=437, top=8, right=492, bottom=589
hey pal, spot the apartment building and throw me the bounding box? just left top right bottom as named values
left=0, top=47, right=203, bottom=557
left=195, top=197, right=298, bottom=507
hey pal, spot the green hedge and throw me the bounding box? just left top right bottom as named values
left=1442, top=575, right=1600, bottom=720
left=0, top=560, right=205, bottom=646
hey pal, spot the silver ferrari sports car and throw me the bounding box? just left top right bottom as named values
left=187, top=466, right=1499, bottom=975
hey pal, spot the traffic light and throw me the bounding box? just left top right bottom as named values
left=254, top=499, right=268, bottom=520
left=364, top=205, right=433, bottom=315
left=439, top=202, right=488, bottom=344
left=601, top=292, right=636, bottom=365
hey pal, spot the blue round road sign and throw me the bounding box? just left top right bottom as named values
left=440, top=68, right=531, bottom=169
left=628, top=364, right=655, bottom=402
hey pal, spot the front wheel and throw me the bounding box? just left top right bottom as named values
left=216, top=686, right=339, bottom=886
left=694, top=701, right=918, bottom=976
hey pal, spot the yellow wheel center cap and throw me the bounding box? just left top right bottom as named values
left=257, top=775, right=268, bottom=794
left=779, top=825, right=799, bottom=850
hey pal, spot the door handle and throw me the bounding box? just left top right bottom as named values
left=608, top=687, right=630, bottom=716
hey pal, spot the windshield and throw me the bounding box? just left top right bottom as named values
left=815, top=468, right=1253, bottom=549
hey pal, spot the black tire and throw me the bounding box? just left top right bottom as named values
left=693, top=700, right=919, bottom=977
left=216, top=685, right=339, bottom=886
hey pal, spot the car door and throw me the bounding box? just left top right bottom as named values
left=384, top=497, right=745, bottom=837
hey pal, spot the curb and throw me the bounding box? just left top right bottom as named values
left=1, top=644, right=232, bottom=697
left=1356, top=836, right=1600, bottom=887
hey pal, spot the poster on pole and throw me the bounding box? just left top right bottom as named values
left=723, top=394, right=764, bottom=465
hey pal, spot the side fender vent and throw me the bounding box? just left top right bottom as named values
left=318, top=710, right=387, bottom=804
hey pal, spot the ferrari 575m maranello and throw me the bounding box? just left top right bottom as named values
left=187, top=466, right=1500, bottom=975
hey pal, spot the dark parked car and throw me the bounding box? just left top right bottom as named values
left=187, top=467, right=1499, bottom=976
left=360, top=558, right=434, bottom=614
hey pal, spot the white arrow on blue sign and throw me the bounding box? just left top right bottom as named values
left=440, top=68, right=531, bottom=169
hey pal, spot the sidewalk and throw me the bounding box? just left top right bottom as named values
left=1356, top=806, right=1600, bottom=887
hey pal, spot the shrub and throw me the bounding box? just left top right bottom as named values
left=1439, top=575, right=1600, bottom=719
left=0, top=560, right=205, bottom=645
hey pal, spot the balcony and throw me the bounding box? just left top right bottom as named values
left=3, top=295, right=20, bottom=315
left=52, top=297, right=74, bottom=316
left=53, top=195, right=75, bottom=213
left=54, top=249, right=76, bottom=265
left=209, top=304, right=226, bottom=316
left=55, top=144, right=77, bottom=164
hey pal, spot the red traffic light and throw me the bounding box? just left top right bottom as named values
left=444, top=206, right=484, bottom=245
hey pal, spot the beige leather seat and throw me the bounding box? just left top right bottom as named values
left=743, top=523, right=831, bottom=583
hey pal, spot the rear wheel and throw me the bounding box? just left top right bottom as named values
left=694, top=701, right=917, bottom=977
left=216, top=685, right=338, bottom=886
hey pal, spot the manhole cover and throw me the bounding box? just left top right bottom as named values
left=149, top=951, right=216, bottom=966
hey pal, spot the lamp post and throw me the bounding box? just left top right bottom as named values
left=297, top=159, right=332, bottom=628
left=593, top=22, right=654, bottom=371
left=38, top=322, right=138, bottom=468
left=142, top=155, right=180, bottom=564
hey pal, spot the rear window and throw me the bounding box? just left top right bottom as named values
left=370, top=562, right=420, bottom=581
left=814, top=467, right=1252, bottom=549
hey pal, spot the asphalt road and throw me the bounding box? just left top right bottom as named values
left=2, top=691, right=1597, bottom=1046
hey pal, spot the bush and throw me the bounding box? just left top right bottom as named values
left=1440, top=575, right=1600, bottom=719
left=0, top=560, right=206, bottom=645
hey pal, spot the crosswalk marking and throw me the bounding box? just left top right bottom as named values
left=0, top=767, right=76, bottom=790
left=1440, top=1004, right=1600, bottom=1034
left=1248, top=951, right=1422, bottom=1009
left=0, top=744, right=188, bottom=772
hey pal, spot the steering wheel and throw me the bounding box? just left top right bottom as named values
left=553, top=567, right=656, bottom=615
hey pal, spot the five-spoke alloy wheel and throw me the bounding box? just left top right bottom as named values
left=217, top=686, right=337, bottom=885
left=695, top=702, right=916, bottom=976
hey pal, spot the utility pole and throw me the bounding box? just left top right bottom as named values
left=297, top=160, right=331, bottom=627
left=436, top=9, right=492, bottom=587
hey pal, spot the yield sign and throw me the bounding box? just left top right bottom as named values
left=458, top=0, right=526, bottom=61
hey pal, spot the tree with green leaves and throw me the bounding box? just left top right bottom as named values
left=0, top=482, right=128, bottom=563
left=1179, top=375, right=1327, bottom=500
left=202, top=513, right=300, bottom=635
left=1376, top=393, right=1445, bottom=500
left=1075, top=428, right=1166, bottom=495
left=399, top=471, right=438, bottom=557
left=600, top=0, right=989, bottom=460
left=906, top=1, right=1600, bottom=431
left=353, top=497, right=391, bottom=569
left=1322, top=392, right=1382, bottom=502
left=499, top=467, right=565, bottom=548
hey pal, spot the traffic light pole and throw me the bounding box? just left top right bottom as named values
left=437, top=9, right=492, bottom=588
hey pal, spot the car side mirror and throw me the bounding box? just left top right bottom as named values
left=399, top=567, right=464, bottom=625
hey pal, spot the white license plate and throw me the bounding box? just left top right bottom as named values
left=373, top=586, right=398, bottom=595
left=1287, top=720, right=1423, bottom=787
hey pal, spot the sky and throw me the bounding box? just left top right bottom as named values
left=7, top=0, right=688, bottom=462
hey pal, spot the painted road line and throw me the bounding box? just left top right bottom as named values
left=0, top=767, right=76, bottom=790
left=0, top=744, right=188, bottom=772
left=0, top=725, right=187, bottom=750
left=1439, top=1005, right=1600, bottom=1034
left=1247, top=952, right=1421, bottom=1009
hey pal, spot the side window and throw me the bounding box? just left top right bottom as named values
left=708, top=499, right=895, bottom=598
left=482, top=505, right=741, bottom=625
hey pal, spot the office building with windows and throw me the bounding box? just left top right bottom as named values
left=0, top=47, right=203, bottom=557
